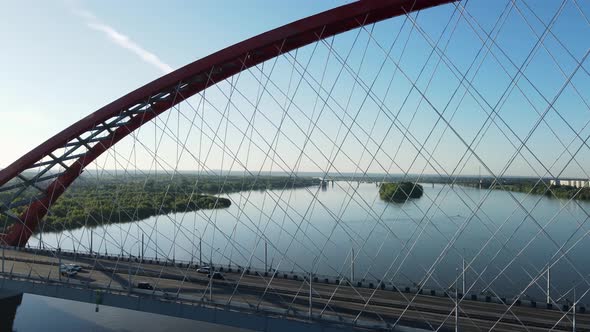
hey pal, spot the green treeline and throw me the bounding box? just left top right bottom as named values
left=492, top=182, right=590, bottom=200
left=379, top=182, right=424, bottom=202
left=1, top=175, right=321, bottom=233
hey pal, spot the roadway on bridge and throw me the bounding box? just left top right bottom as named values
left=0, top=248, right=586, bottom=331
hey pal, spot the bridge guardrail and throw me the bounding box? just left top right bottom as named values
left=2, top=245, right=585, bottom=313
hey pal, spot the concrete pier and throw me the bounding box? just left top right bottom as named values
left=0, top=289, right=23, bottom=331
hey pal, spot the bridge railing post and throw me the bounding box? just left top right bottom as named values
left=209, top=275, right=212, bottom=302
left=128, top=253, right=132, bottom=294
left=462, top=256, right=466, bottom=295
left=572, top=284, right=576, bottom=332
left=350, top=245, right=355, bottom=283
left=309, top=270, right=312, bottom=320
left=455, top=268, right=459, bottom=332
left=547, top=267, right=551, bottom=305
left=58, top=247, right=61, bottom=281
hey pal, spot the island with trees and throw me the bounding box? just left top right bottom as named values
left=379, top=182, right=424, bottom=202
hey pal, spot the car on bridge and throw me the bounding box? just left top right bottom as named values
left=59, top=264, right=77, bottom=277
left=208, top=272, right=225, bottom=280
left=137, top=282, right=154, bottom=290
left=66, top=264, right=82, bottom=272
left=196, top=266, right=211, bottom=274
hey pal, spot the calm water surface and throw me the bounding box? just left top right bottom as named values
left=9, top=293, right=248, bottom=332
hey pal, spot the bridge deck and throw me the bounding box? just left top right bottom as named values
left=1, top=248, right=586, bottom=331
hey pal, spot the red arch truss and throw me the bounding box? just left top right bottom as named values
left=0, top=0, right=453, bottom=246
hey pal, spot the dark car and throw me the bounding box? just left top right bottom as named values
left=137, top=282, right=154, bottom=290
left=67, top=264, right=83, bottom=272
left=208, top=272, right=225, bottom=280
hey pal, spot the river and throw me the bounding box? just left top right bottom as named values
left=29, top=181, right=590, bottom=302
left=8, top=293, right=249, bottom=331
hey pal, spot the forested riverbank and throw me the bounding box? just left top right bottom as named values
left=461, top=179, right=590, bottom=201
left=493, top=182, right=590, bottom=200
left=1, top=175, right=321, bottom=233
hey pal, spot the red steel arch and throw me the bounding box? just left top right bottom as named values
left=0, top=0, right=453, bottom=246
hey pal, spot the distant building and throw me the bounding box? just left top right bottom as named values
left=550, top=179, right=590, bottom=188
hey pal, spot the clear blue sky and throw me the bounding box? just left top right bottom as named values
left=0, top=0, right=341, bottom=165
left=1, top=1, right=589, bottom=178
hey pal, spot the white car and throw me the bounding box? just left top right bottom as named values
left=196, top=266, right=211, bottom=274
